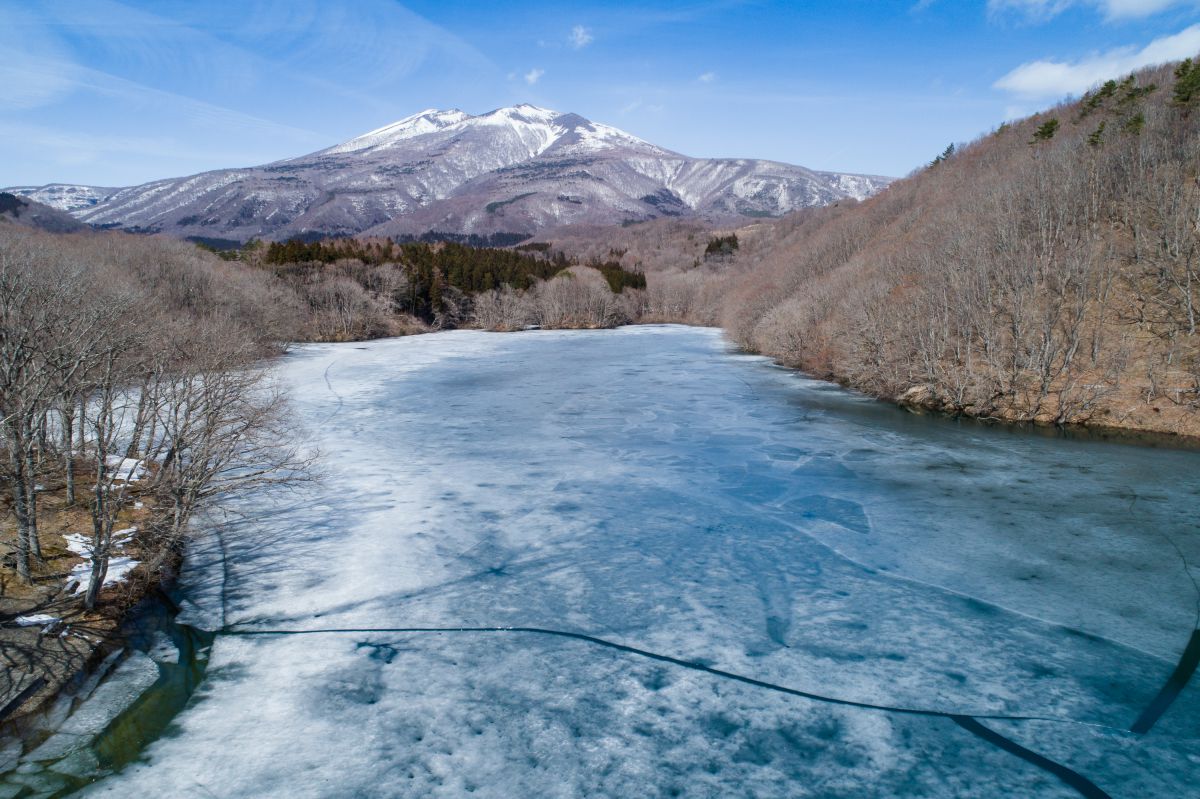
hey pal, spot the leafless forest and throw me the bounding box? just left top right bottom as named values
left=0, top=227, right=303, bottom=611
left=549, top=60, right=1200, bottom=437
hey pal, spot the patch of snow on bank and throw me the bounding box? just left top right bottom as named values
left=14, top=614, right=60, bottom=627
left=63, top=528, right=139, bottom=595
left=104, top=457, right=144, bottom=482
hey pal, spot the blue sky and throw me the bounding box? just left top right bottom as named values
left=2, top=0, right=1199, bottom=186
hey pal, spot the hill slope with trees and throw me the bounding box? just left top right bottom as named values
left=713, top=59, right=1200, bottom=437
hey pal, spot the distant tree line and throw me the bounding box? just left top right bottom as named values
left=254, top=237, right=644, bottom=339
left=704, top=234, right=739, bottom=258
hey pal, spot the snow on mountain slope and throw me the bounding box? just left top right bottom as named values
left=321, top=109, right=472, bottom=154
left=5, top=184, right=119, bottom=213
left=0, top=192, right=90, bottom=233
left=4, top=106, right=891, bottom=243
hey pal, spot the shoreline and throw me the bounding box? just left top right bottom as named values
left=0, top=485, right=183, bottom=731
left=729, top=339, right=1200, bottom=448
left=300, top=321, right=1200, bottom=447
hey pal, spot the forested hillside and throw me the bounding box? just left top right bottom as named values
left=713, top=59, right=1200, bottom=437
left=0, top=225, right=300, bottom=608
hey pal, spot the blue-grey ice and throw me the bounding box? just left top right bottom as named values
left=47, top=326, right=1200, bottom=797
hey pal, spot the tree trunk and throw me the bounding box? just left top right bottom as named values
left=85, top=451, right=110, bottom=610
left=23, top=449, right=41, bottom=561
left=63, top=408, right=75, bottom=505
left=84, top=548, right=109, bottom=610
left=124, top=379, right=152, bottom=458
left=7, top=448, right=31, bottom=582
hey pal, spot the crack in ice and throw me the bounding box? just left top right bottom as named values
left=222, top=624, right=1120, bottom=798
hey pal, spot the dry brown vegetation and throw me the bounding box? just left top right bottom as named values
left=720, top=61, right=1200, bottom=436
left=549, top=60, right=1197, bottom=438
left=0, top=225, right=310, bottom=718
left=473, top=266, right=638, bottom=331
left=0, top=225, right=306, bottom=594
left=549, top=60, right=1200, bottom=437
left=541, top=219, right=757, bottom=327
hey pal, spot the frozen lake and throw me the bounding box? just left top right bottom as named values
left=61, top=327, right=1200, bottom=796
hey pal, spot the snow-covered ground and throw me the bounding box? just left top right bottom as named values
left=54, top=326, right=1200, bottom=797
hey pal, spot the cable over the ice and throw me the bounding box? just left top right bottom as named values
left=222, top=623, right=1117, bottom=799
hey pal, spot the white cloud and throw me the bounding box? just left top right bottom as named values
left=988, top=0, right=1193, bottom=20
left=524, top=68, right=545, bottom=85
left=569, top=25, right=593, bottom=49
left=698, top=71, right=717, bottom=82
left=994, top=23, right=1200, bottom=97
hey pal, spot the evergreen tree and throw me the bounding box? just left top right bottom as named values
left=1031, top=118, right=1059, bottom=142
left=931, top=143, right=956, bottom=166
left=1173, top=58, right=1200, bottom=105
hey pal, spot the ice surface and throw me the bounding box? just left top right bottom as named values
left=59, top=326, right=1200, bottom=797
left=25, top=653, right=160, bottom=763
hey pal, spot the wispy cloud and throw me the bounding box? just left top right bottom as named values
left=995, top=23, right=1200, bottom=97
left=524, top=68, right=545, bottom=85
left=0, top=121, right=263, bottom=169
left=988, top=0, right=1195, bottom=21
left=0, top=0, right=506, bottom=183
left=698, top=71, right=717, bottom=83
left=618, top=99, right=665, bottom=115
left=569, top=25, right=593, bottom=49
left=0, top=57, right=77, bottom=111
left=4, top=1, right=496, bottom=117
left=0, top=49, right=324, bottom=148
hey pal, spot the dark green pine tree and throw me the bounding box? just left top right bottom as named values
left=931, top=143, right=956, bottom=166
left=1173, top=58, right=1200, bottom=105
left=1031, top=118, right=1059, bottom=142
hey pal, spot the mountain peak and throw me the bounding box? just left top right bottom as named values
left=324, top=108, right=471, bottom=154
left=321, top=104, right=663, bottom=162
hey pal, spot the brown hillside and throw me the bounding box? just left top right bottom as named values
left=720, top=59, right=1200, bottom=437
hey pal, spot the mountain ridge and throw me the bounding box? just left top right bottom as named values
left=5, top=105, right=891, bottom=244
left=0, top=192, right=90, bottom=234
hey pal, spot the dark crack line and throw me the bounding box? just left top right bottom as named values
left=1130, top=627, right=1200, bottom=735
left=1121, top=490, right=1200, bottom=734
left=322, top=357, right=344, bottom=423
left=222, top=624, right=1114, bottom=799
left=0, top=677, right=45, bottom=723
left=951, top=716, right=1111, bottom=799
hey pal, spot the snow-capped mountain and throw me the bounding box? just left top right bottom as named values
left=5, top=105, right=891, bottom=244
